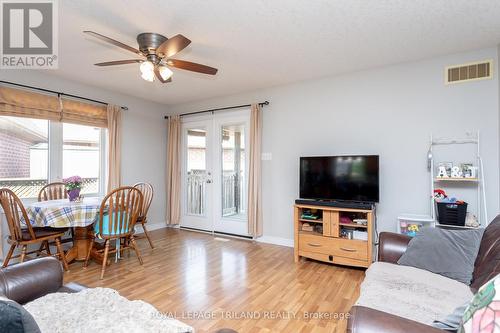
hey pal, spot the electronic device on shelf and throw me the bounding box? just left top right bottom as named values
left=295, top=199, right=374, bottom=210
left=299, top=155, right=379, bottom=204
left=353, top=218, right=368, bottom=225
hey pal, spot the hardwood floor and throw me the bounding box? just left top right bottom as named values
left=64, top=228, right=365, bottom=333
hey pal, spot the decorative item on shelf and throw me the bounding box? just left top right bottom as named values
left=301, top=209, right=320, bottom=220
left=460, top=163, right=474, bottom=178
left=63, top=176, right=83, bottom=202
left=468, top=166, right=478, bottom=179
left=301, top=223, right=314, bottom=232
left=450, top=166, right=463, bottom=178
left=353, top=230, right=368, bottom=241
left=313, top=224, right=323, bottom=234
left=465, top=212, right=480, bottom=228
left=437, top=162, right=453, bottom=178
left=340, top=229, right=354, bottom=239
left=353, top=218, right=368, bottom=226
left=434, top=189, right=448, bottom=200
left=340, top=216, right=353, bottom=224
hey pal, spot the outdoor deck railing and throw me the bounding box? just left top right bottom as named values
left=0, top=177, right=99, bottom=198
left=187, top=170, right=245, bottom=217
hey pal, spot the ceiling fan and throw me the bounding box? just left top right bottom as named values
left=83, top=31, right=218, bottom=83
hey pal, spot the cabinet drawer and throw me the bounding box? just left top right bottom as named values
left=299, top=234, right=331, bottom=253
left=299, top=234, right=368, bottom=260
left=331, top=238, right=368, bottom=261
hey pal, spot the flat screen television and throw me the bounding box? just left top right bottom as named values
left=299, top=155, right=379, bottom=203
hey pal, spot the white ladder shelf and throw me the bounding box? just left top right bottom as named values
left=429, top=132, right=488, bottom=226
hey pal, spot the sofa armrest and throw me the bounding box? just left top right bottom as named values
left=347, top=306, right=444, bottom=333
left=0, top=257, right=64, bottom=304
left=378, top=232, right=411, bottom=264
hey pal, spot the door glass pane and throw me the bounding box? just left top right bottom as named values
left=0, top=116, right=48, bottom=198
left=221, top=124, right=246, bottom=219
left=63, top=123, right=101, bottom=194
left=187, top=128, right=207, bottom=216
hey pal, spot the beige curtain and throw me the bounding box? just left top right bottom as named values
left=248, top=104, right=263, bottom=237
left=107, top=105, right=122, bottom=192
left=166, top=115, right=181, bottom=225
left=0, top=86, right=61, bottom=120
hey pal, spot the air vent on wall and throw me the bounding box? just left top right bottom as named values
left=445, top=60, right=493, bottom=84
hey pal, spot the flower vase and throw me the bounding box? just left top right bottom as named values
left=68, top=189, right=81, bottom=202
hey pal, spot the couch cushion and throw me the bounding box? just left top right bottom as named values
left=0, top=296, right=41, bottom=333
left=397, top=227, right=484, bottom=285
left=355, top=262, right=473, bottom=325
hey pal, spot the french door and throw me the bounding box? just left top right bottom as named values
left=180, top=110, right=250, bottom=236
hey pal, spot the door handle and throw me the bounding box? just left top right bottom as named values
left=307, top=243, right=322, bottom=247
left=340, top=247, right=357, bottom=252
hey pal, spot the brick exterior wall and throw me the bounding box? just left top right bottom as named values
left=0, top=132, right=31, bottom=178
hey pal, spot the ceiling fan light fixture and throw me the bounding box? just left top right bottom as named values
left=140, top=61, right=155, bottom=82
left=140, top=60, right=154, bottom=74
left=158, top=66, right=173, bottom=80
left=141, top=71, right=155, bottom=82
left=85, top=31, right=218, bottom=83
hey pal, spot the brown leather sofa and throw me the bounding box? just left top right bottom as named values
left=347, top=215, right=500, bottom=333
left=0, top=257, right=85, bottom=304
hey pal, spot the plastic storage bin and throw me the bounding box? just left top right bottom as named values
left=436, top=202, right=468, bottom=226
left=397, top=214, right=435, bottom=237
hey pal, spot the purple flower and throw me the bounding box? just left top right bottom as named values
left=63, top=176, right=82, bottom=184
left=63, top=175, right=82, bottom=191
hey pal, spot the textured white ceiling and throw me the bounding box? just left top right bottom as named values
left=51, top=0, right=500, bottom=105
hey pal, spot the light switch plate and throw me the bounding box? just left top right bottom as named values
left=261, top=153, right=272, bottom=161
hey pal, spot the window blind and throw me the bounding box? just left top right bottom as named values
left=0, top=86, right=61, bottom=121
left=0, top=86, right=109, bottom=128
left=60, top=98, right=108, bottom=128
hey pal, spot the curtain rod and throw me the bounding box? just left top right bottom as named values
left=164, top=101, right=269, bottom=119
left=0, top=80, right=129, bottom=110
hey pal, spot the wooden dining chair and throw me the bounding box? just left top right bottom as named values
left=38, top=182, right=68, bottom=201
left=83, top=186, right=143, bottom=279
left=133, top=182, right=154, bottom=248
left=0, top=188, right=69, bottom=270
left=38, top=182, right=74, bottom=246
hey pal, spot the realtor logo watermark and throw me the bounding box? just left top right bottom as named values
left=1, top=0, right=58, bottom=69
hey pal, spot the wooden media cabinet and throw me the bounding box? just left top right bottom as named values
left=294, top=203, right=375, bottom=268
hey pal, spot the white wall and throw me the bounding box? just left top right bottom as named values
left=0, top=71, right=169, bottom=229
left=170, top=48, right=500, bottom=242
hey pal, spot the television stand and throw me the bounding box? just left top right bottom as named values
left=294, top=202, right=375, bottom=268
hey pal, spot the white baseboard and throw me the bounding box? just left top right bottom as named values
left=134, top=222, right=167, bottom=234
left=133, top=223, right=294, bottom=248
left=255, top=235, right=294, bottom=248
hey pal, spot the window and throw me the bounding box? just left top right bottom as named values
left=0, top=116, right=106, bottom=198
left=63, top=123, right=101, bottom=195
left=221, top=124, right=246, bottom=218
left=0, top=116, right=48, bottom=198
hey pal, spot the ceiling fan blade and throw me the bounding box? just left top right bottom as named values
left=166, top=59, right=218, bottom=75
left=156, top=34, right=191, bottom=58
left=154, top=67, right=172, bottom=83
left=83, top=31, right=143, bottom=56
left=94, top=59, right=143, bottom=66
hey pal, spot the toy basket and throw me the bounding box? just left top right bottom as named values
left=436, top=202, right=468, bottom=226
left=397, top=214, right=435, bottom=237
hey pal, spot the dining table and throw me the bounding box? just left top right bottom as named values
left=25, top=197, right=104, bottom=264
